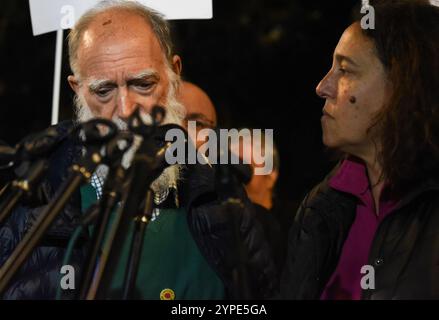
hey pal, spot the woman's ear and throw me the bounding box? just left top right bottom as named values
left=172, top=55, right=182, bottom=76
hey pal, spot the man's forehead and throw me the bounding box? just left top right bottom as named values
left=77, top=10, right=162, bottom=58
left=77, top=45, right=165, bottom=80
left=76, top=13, right=166, bottom=79
left=85, top=9, right=153, bottom=39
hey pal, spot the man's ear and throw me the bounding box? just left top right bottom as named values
left=67, top=75, right=80, bottom=94
left=172, top=55, right=182, bottom=76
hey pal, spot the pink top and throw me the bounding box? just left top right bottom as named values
left=320, top=158, right=398, bottom=300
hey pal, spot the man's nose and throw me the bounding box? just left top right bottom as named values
left=116, top=87, right=139, bottom=119
left=315, top=70, right=336, bottom=100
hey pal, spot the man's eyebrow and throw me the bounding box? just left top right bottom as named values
left=335, top=54, right=360, bottom=67
left=128, top=69, right=160, bottom=81
left=88, top=79, right=114, bottom=91
left=87, top=70, right=160, bottom=91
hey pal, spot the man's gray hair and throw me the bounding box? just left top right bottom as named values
left=67, top=0, right=174, bottom=76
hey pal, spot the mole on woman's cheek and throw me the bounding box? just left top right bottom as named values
left=349, top=96, right=357, bottom=104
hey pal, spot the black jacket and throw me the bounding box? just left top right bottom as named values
left=281, top=166, right=439, bottom=299
left=252, top=202, right=287, bottom=273
left=0, top=122, right=278, bottom=299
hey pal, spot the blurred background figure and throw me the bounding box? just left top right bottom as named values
left=232, top=130, right=291, bottom=272
left=244, top=134, right=279, bottom=211
left=178, top=80, right=217, bottom=148
left=178, top=79, right=292, bottom=271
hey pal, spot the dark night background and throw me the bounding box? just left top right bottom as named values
left=0, top=0, right=359, bottom=208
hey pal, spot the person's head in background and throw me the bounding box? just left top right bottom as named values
left=233, top=131, right=280, bottom=210
left=178, top=81, right=217, bottom=148
left=316, top=0, right=439, bottom=196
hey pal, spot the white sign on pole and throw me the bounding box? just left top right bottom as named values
left=29, top=0, right=213, bottom=36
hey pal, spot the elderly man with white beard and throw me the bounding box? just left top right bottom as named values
left=0, top=0, right=278, bottom=300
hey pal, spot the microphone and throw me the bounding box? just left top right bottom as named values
left=0, top=118, right=117, bottom=295
left=96, top=106, right=177, bottom=299
left=0, top=125, right=71, bottom=175
left=0, top=125, right=75, bottom=208
left=0, top=125, right=74, bottom=211
left=77, top=129, right=134, bottom=300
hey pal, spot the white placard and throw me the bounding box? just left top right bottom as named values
left=29, top=0, right=213, bottom=36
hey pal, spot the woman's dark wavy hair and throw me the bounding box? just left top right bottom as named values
left=356, top=0, right=439, bottom=195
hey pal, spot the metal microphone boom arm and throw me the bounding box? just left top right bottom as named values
left=0, top=119, right=117, bottom=295
left=0, top=126, right=72, bottom=228
left=95, top=106, right=180, bottom=299
left=77, top=130, right=134, bottom=300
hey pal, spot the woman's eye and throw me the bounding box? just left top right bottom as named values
left=339, top=67, right=351, bottom=75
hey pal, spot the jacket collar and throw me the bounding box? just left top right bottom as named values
left=43, top=121, right=82, bottom=199
left=323, top=161, right=439, bottom=212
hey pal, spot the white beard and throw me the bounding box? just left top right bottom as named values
left=74, top=75, right=185, bottom=197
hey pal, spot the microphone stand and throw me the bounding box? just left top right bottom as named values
left=0, top=183, right=9, bottom=201
left=122, top=188, right=153, bottom=299
left=0, top=127, right=70, bottom=227
left=0, top=160, right=47, bottom=227
left=0, top=119, right=117, bottom=295
left=95, top=107, right=175, bottom=299
left=120, top=114, right=184, bottom=300
left=77, top=131, right=133, bottom=300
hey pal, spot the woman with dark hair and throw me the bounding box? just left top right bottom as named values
left=281, top=0, right=439, bottom=299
